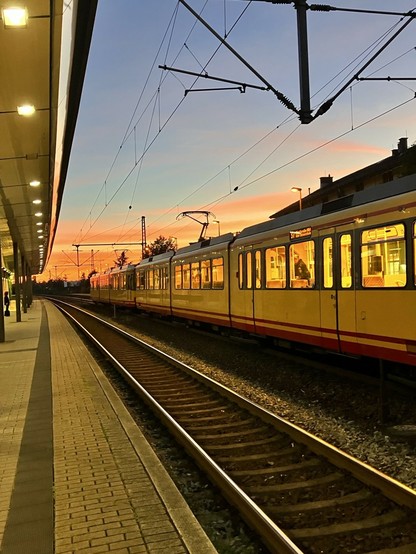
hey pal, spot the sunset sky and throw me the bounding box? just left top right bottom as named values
left=40, top=0, right=416, bottom=281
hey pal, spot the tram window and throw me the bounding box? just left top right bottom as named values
left=161, top=267, right=168, bottom=290
left=174, top=266, right=182, bottom=289
left=212, top=257, right=224, bottom=289
left=238, top=253, right=244, bottom=289
left=323, top=237, right=333, bottom=288
left=201, top=259, right=211, bottom=289
left=137, top=270, right=144, bottom=290
left=246, top=252, right=253, bottom=289
left=183, top=263, right=191, bottom=289
left=361, top=224, right=406, bottom=287
left=255, top=251, right=262, bottom=289
left=265, top=246, right=286, bottom=288
left=289, top=241, right=315, bottom=288
left=147, top=269, right=154, bottom=289
left=154, top=268, right=160, bottom=290
left=191, top=262, right=201, bottom=289
left=340, top=234, right=352, bottom=288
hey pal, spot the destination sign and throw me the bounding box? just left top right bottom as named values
left=289, top=227, right=312, bottom=240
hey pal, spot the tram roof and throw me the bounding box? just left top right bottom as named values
left=237, top=173, right=416, bottom=240
left=0, top=1, right=97, bottom=277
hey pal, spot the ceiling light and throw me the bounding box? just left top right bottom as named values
left=17, top=104, right=35, bottom=116
left=29, top=180, right=40, bottom=187
left=32, top=199, right=41, bottom=204
left=2, top=7, right=28, bottom=28
left=35, top=212, right=42, bottom=217
left=37, top=229, right=42, bottom=233
left=38, top=235, right=44, bottom=239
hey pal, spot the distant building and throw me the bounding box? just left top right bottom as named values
left=270, top=137, right=416, bottom=219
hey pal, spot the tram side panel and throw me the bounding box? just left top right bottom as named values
left=109, top=265, right=136, bottom=307
left=352, top=213, right=416, bottom=366
left=230, top=231, right=324, bottom=348
left=171, top=239, right=232, bottom=328
left=90, top=271, right=111, bottom=304
left=135, top=252, right=174, bottom=317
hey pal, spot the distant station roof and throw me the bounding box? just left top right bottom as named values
left=270, top=137, right=416, bottom=219
left=0, top=1, right=97, bottom=277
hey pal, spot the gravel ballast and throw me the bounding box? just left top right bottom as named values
left=116, top=313, right=416, bottom=492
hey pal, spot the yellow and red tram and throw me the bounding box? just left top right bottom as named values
left=91, top=175, right=416, bottom=367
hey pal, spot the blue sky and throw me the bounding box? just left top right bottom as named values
left=46, top=0, right=416, bottom=279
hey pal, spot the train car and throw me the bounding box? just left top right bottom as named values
left=170, top=233, right=234, bottom=328
left=90, top=264, right=136, bottom=306
left=109, top=264, right=136, bottom=307
left=90, top=268, right=111, bottom=304
left=229, top=174, right=416, bottom=366
left=135, top=251, right=174, bottom=316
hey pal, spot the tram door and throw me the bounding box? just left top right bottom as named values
left=335, top=231, right=357, bottom=354
left=237, top=248, right=257, bottom=333
left=319, top=231, right=339, bottom=350
left=319, top=229, right=357, bottom=353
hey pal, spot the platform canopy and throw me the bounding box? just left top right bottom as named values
left=0, top=1, right=97, bottom=278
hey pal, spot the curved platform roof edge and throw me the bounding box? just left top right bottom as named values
left=0, top=0, right=98, bottom=279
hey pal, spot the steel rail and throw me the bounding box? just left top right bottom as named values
left=53, top=299, right=303, bottom=554
left=50, top=298, right=416, bottom=552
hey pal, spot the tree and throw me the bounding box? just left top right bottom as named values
left=144, top=236, right=177, bottom=259
left=114, top=250, right=129, bottom=268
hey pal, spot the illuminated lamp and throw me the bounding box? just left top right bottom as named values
left=291, top=186, right=303, bottom=210
left=2, top=7, right=28, bottom=28
left=17, top=104, right=35, bottom=116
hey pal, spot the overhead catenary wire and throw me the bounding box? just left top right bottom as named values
left=74, top=2, right=415, bottom=251
left=75, top=0, right=255, bottom=245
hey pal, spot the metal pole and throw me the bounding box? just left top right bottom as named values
left=76, top=245, right=80, bottom=280
left=21, top=254, right=27, bottom=313
left=13, top=242, right=21, bottom=322
left=295, top=0, right=312, bottom=123
left=27, top=267, right=33, bottom=307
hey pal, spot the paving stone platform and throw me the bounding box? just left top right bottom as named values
left=0, top=299, right=217, bottom=554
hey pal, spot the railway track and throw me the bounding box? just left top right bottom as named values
left=51, top=299, right=416, bottom=554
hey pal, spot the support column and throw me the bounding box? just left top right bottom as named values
left=21, top=254, right=27, bottom=313
left=27, top=266, right=33, bottom=306
left=13, top=242, right=21, bottom=322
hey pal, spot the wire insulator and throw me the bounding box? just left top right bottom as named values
left=309, top=4, right=334, bottom=12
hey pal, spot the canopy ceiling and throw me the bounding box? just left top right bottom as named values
left=0, top=0, right=97, bottom=277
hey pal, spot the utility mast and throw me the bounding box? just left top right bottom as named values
left=141, top=216, right=147, bottom=259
